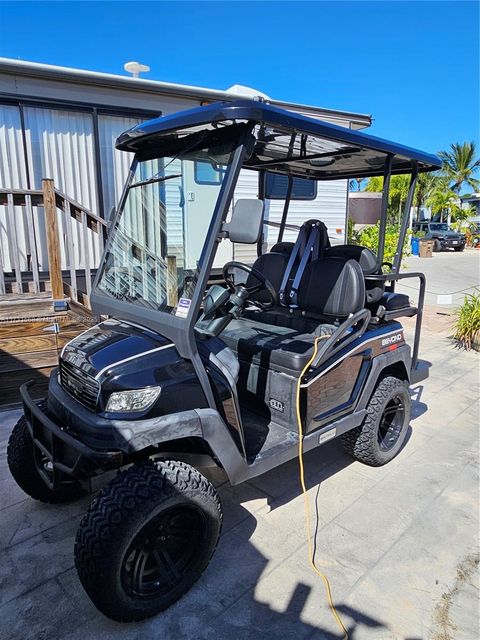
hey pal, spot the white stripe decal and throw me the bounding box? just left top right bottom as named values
left=300, top=330, right=403, bottom=388
left=94, top=343, right=175, bottom=380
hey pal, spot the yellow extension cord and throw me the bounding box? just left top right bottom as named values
left=296, top=335, right=349, bottom=640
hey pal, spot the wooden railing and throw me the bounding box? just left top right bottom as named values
left=0, top=179, right=107, bottom=309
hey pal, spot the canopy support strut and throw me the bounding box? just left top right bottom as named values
left=392, top=162, right=419, bottom=274
left=376, top=154, right=394, bottom=269
left=277, top=175, right=293, bottom=244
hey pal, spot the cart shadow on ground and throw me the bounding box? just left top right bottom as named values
left=63, top=476, right=394, bottom=640
left=0, top=398, right=426, bottom=640
left=409, top=384, right=428, bottom=421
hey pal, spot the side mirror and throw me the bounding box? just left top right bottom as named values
left=222, top=199, right=264, bottom=244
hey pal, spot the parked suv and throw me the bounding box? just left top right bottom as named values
left=413, top=222, right=465, bottom=251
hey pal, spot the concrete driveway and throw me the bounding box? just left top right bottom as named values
left=397, top=248, right=479, bottom=307
left=0, top=325, right=478, bottom=639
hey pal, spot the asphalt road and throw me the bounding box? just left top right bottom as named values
left=397, top=248, right=480, bottom=307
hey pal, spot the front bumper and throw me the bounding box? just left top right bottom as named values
left=21, top=382, right=123, bottom=490
left=440, top=238, right=464, bottom=248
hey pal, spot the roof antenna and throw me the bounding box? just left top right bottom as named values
left=124, top=61, right=150, bottom=79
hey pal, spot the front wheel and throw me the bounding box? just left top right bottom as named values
left=341, top=376, right=411, bottom=466
left=454, top=244, right=465, bottom=252
left=74, top=460, right=222, bottom=622
left=433, top=239, right=442, bottom=252
left=7, top=410, right=86, bottom=503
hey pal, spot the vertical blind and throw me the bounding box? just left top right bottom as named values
left=0, top=106, right=30, bottom=272
left=24, top=107, right=98, bottom=211
left=0, top=103, right=149, bottom=273
left=97, top=114, right=142, bottom=217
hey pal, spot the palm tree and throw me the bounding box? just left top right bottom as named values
left=413, top=172, right=442, bottom=220
left=438, top=141, right=480, bottom=194
left=427, top=188, right=459, bottom=222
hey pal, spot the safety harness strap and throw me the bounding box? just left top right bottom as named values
left=289, top=225, right=320, bottom=306
left=278, top=222, right=309, bottom=306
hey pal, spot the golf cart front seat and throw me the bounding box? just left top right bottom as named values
left=221, top=256, right=366, bottom=374
left=247, top=218, right=330, bottom=306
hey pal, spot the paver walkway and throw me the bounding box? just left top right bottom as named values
left=0, top=324, right=478, bottom=639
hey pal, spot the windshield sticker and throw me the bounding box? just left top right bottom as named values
left=175, top=298, right=191, bottom=318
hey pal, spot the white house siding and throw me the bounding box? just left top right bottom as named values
left=232, top=168, right=348, bottom=265
left=267, top=179, right=349, bottom=248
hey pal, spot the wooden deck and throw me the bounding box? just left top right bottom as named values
left=0, top=293, right=95, bottom=408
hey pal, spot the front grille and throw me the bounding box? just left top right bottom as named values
left=59, top=359, right=100, bottom=411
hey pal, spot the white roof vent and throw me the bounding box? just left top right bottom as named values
left=124, top=61, right=150, bottom=78
left=225, top=84, right=270, bottom=100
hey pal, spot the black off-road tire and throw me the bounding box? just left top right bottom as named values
left=433, top=239, right=442, bottom=252
left=341, top=376, right=411, bottom=466
left=74, top=460, right=222, bottom=622
left=454, top=244, right=465, bottom=252
left=7, top=407, right=86, bottom=503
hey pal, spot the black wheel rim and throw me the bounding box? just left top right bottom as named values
left=377, top=395, right=405, bottom=451
left=121, top=505, right=207, bottom=599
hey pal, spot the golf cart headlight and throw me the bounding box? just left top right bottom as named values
left=106, top=387, right=161, bottom=413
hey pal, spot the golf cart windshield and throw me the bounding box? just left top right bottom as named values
left=96, top=131, right=239, bottom=316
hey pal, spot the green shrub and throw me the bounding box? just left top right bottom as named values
left=349, top=222, right=410, bottom=268
left=452, top=290, right=480, bottom=350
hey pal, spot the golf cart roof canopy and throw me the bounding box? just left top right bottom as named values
left=116, top=100, right=441, bottom=180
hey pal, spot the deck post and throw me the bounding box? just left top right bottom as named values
left=42, top=179, right=64, bottom=307
left=167, top=255, right=178, bottom=307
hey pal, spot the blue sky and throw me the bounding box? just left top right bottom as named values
left=0, top=1, right=478, bottom=155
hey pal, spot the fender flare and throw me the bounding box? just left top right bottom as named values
left=355, top=345, right=411, bottom=412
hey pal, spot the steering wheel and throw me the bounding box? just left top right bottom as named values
left=222, top=261, right=277, bottom=311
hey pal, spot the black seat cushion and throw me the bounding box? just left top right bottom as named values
left=243, top=306, right=330, bottom=334
left=298, top=257, right=365, bottom=318
left=221, top=318, right=334, bottom=373
left=381, top=292, right=410, bottom=311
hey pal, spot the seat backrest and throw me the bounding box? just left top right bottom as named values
left=326, top=244, right=377, bottom=273
left=297, top=257, right=365, bottom=318
left=279, top=219, right=331, bottom=306
left=270, top=241, right=295, bottom=256
left=248, top=219, right=330, bottom=305
left=248, top=251, right=291, bottom=303
left=326, top=244, right=384, bottom=304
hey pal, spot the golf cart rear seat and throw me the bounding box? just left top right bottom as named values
left=326, top=243, right=414, bottom=319
left=221, top=256, right=366, bottom=374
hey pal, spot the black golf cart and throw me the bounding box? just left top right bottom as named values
left=7, top=100, right=441, bottom=621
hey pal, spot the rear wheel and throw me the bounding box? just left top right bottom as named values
left=341, top=376, right=411, bottom=466
left=74, top=460, right=222, bottom=622
left=7, top=408, right=86, bottom=503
